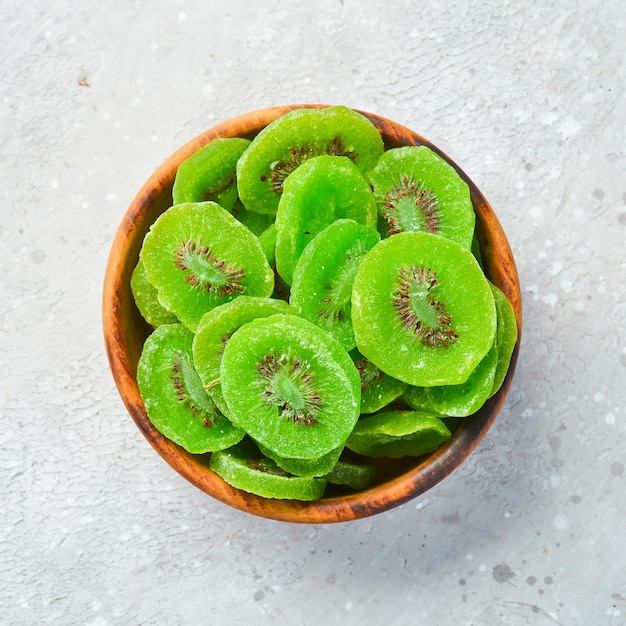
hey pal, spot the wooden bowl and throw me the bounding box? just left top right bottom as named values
left=102, top=104, right=522, bottom=523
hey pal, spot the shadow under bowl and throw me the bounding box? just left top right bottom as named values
left=102, top=104, right=522, bottom=524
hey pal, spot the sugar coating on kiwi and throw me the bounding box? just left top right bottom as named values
left=290, top=219, right=380, bottom=350
left=368, top=146, right=475, bottom=249
left=137, top=323, right=245, bottom=454
left=219, top=314, right=361, bottom=460
left=274, top=155, right=377, bottom=285
left=236, top=105, right=384, bottom=215
left=140, top=202, right=274, bottom=332
left=351, top=232, right=497, bottom=387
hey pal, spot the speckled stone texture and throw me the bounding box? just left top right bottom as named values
left=1, top=1, right=625, bottom=624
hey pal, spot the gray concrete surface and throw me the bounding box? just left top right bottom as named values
left=2, top=1, right=625, bottom=624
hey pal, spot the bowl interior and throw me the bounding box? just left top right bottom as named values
left=103, top=105, right=522, bottom=523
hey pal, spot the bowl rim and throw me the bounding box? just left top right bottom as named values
left=103, top=104, right=522, bottom=524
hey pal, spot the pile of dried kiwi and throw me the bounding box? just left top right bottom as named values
left=132, top=106, right=517, bottom=501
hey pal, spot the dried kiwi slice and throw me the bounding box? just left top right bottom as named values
left=192, top=295, right=292, bottom=416
left=489, top=282, right=518, bottom=397
left=275, top=156, right=377, bottom=285
left=352, top=232, right=496, bottom=387
left=131, top=258, right=178, bottom=327
left=350, top=349, right=408, bottom=414
left=257, top=443, right=343, bottom=478
left=323, top=460, right=376, bottom=490
left=345, top=410, right=451, bottom=458
left=230, top=201, right=275, bottom=236
left=403, top=385, right=442, bottom=414
left=368, top=146, right=475, bottom=249
left=426, top=344, right=498, bottom=417
left=290, top=219, right=380, bottom=350
left=137, top=324, right=245, bottom=454
left=210, top=440, right=327, bottom=501
left=220, top=314, right=361, bottom=460
left=172, top=137, right=250, bottom=209
left=140, top=202, right=274, bottom=332
left=237, top=105, right=384, bottom=215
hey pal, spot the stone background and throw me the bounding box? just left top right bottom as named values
left=2, top=1, right=625, bottom=624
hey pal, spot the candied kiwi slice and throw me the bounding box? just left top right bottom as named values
left=220, top=314, right=361, bottom=460
left=230, top=200, right=275, bottom=236
left=346, top=410, right=451, bottom=459
left=403, top=385, right=443, bottom=414
left=367, top=146, right=475, bottom=249
left=237, top=105, right=384, bottom=215
left=275, top=155, right=377, bottom=285
left=426, top=343, right=498, bottom=416
left=210, top=440, right=327, bottom=501
left=258, top=443, right=343, bottom=478
left=172, top=137, right=250, bottom=209
left=290, top=219, right=380, bottom=351
left=192, top=295, right=293, bottom=418
left=131, top=258, right=178, bottom=327
left=489, top=282, right=518, bottom=397
left=140, top=202, right=274, bottom=332
left=323, top=460, right=376, bottom=491
left=350, top=349, right=408, bottom=414
left=137, top=324, right=245, bottom=454
left=351, top=232, right=497, bottom=387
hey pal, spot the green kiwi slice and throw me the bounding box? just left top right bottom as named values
left=192, top=295, right=293, bottom=416
left=140, top=202, right=274, bottom=332
left=258, top=223, right=277, bottom=265
left=274, top=156, right=377, bottom=285
left=351, top=231, right=496, bottom=387
left=230, top=201, right=275, bottom=236
left=345, top=410, right=451, bottom=458
left=210, top=440, right=327, bottom=501
left=219, top=314, right=361, bottom=460
left=255, top=223, right=291, bottom=301
left=257, top=443, right=343, bottom=478
left=367, top=146, right=475, bottom=249
left=131, top=258, right=178, bottom=327
left=172, top=137, right=250, bottom=209
left=489, top=282, right=518, bottom=397
left=236, top=105, right=384, bottom=215
left=323, top=460, right=376, bottom=490
left=403, top=385, right=442, bottom=414
left=290, top=219, right=380, bottom=350
left=426, top=343, right=498, bottom=416
left=350, top=349, right=408, bottom=414
left=137, top=323, right=245, bottom=454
